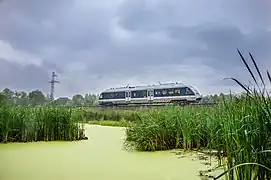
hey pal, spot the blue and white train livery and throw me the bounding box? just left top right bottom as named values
left=98, top=82, right=203, bottom=106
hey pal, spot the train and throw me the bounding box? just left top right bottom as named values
left=98, top=82, right=203, bottom=106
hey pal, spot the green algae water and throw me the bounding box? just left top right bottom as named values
left=0, top=125, right=221, bottom=180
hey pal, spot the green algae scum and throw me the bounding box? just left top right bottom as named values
left=0, top=125, right=222, bottom=180
left=0, top=104, right=221, bottom=180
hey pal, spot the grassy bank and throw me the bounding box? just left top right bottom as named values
left=124, top=51, right=271, bottom=179
left=88, top=119, right=132, bottom=127
left=85, top=108, right=140, bottom=127
left=82, top=108, right=146, bottom=122
left=0, top=104, right=87, bottom=143
left=83, top=107, right=145, bottom=128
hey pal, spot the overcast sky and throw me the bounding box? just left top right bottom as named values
left=0, top=0, right=270, bottom=97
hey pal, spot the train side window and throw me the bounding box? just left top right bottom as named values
left=132, top=91, right=136, bottom=98
left=115, top=91, right=125, bottom=99
left=168, top=89, right=174, bottom=96
left=132, top=91, right=146, bottom=98
left=103, top=93, right=109, bottom=99
left=138, top=90, right=145, bottom=98
left=174, top=89, right=180, bottom=96
left=185, top=87, right=195, bottom=95
left=180, top=87, right=186, bottom=96
left=162, top=89, right=167, bottom=96
left=142, top=90, right=147, bottom=98
left=138, top=91, right=141, bottom=98
left=138, top=91, right=142, bottom=98
left=103, top=93, right=107, bottom=99
left=114, top=92, right=118, bottom=99
left=114, top=92, right=120, bottom=99
left=121, top=91, right=125, bottom=98
left=154, top=89, right=161, bottom=97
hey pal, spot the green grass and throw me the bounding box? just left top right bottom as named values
left=124, top=50, right=271, bottom=180
left=82, top=108, right=143, bottom=122
left=124, top=105, right=213, bottom=151
left=0, top=104, right=87, bottom=143
left=88, top=119, right=132, bottom=127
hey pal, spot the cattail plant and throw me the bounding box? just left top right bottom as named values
left=0, top=104, right=87, bottom=143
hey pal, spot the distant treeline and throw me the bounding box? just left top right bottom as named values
left=0, top=87, right=240, bottom=107
left=0, top=88, right=99, bottom=107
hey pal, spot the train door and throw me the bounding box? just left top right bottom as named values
left=125, top=91, right=131, bottom=102
left=147, top=89, right=154, bottom=101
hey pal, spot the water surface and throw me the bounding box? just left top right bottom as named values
left=0, top=125, right=219, bottom=180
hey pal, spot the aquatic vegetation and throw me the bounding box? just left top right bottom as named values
left=82, top=108, right=144, bottom=122
left=88, top=119, right=132, bottom=127
left=0, top=125, right=213, bottom=180
left=124, top=50, right=271, bottom=179
left=0, top=104, right=87, bottom=143
left=124, top=105, right=215, bottom=151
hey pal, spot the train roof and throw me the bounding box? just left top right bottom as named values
left=102, top=82, right=190, bottom=93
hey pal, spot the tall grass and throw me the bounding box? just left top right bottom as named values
left=0, top=103, right=87, bottom=143
left=82, top=108, right=144, bottom=122
left=124, top=105, right=213, bottom=151
left=124, top=50, right=271, bottom=179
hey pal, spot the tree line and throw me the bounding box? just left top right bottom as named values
left=0, top=87, right=237, bottom=107
left=0, top=88, right=99, bottom=107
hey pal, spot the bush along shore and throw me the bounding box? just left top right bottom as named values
left=124, top=50, right=271, bottom=180
left=0, top=104, right=88, bottom=143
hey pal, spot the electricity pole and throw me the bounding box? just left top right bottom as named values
left=49, top=72, right=59, bottom=101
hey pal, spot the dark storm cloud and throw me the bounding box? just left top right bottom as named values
left=41, top=60, right=63, bottom=74
left=0, top=58, right=50, bottom=92
left=0, top=0, right=110, bottom=55
left=115, top=0, right=271, bottom=86
left=0, top=0, right=270, bottom=96
left=196, top=27, right=271, bottom=73
left=167, top=24, right=271, bottom=74
left=116, top=0, right=271, bottom=32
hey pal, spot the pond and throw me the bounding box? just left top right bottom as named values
left=0, top=125, right=222, bottom=180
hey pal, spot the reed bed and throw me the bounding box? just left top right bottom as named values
left=124, top=50, right=271, bottom=179
left=0, top=104, right=87, bottom=143
left=124, top=105, right=213, bottom=151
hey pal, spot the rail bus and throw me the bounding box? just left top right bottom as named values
left=98, top=82, right=203, bottom=106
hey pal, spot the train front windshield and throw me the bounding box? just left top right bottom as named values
left=188, top=86, right=200, bottom=95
